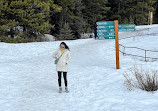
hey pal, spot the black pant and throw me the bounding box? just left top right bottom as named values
left=58, top=71, right=67, bottom=87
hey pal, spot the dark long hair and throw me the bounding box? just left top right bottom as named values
left=60, top=42, right=70, bottom=50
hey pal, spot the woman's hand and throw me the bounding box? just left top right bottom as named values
left=55, top=56, right=58, bottom=60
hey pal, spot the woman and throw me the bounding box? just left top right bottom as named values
left=53, top=42, right=71, bottom=93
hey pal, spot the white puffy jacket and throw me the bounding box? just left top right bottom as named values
left=53, top=49, right=71, bottom=72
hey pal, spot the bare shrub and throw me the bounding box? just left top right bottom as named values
left=124, top=66, right=158, bottom=92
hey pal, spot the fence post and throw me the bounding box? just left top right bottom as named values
left=123, top=46, right=126, bottom=56
left=145, top=50, right=147, bottom=62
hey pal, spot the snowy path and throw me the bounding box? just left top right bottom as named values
left=1, top=39, right=119, bottom=111
left=1, top=25, right=158, bottom=111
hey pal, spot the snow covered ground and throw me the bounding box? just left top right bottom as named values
left=1, top=25, right=158, bottom=111
left=119, top=24, right=158, bottom=61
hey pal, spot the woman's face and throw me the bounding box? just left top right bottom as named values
left=60, top=44, right=65, bottom=49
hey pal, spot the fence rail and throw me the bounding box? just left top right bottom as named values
left=119, top=32, right=158, bottom=62
left=119, top=33, right=158, bottom=40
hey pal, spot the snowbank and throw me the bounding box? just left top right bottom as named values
left=0, top=25, right=158, bottom=111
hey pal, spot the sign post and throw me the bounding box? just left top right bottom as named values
left=149, top=11, right=153, bottom=25
left=150, top=11, right=153, bottom=25
left=148, top=11, right=150, bottom=25
left=114, top=20, right=120, bottom=69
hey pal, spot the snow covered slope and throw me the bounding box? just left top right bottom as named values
left=1, top=25, right=158, bottom=111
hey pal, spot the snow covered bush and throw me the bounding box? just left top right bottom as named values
left=124, top=66, right=158, bottom=92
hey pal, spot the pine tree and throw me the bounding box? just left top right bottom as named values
left=73, top=0, right=86, bottom=39
left=132, top=0, right=156, bottom=25
left=129, top=16, right=134, bottom=24
left=59, top=22, right=74, bottom=40
left=83, top=0, right=110, bottom=29
left=0, top=0, right=61, bottom=42
left=0, top=0, right=18, bottom=38
left=52, top=0, right=75, bottom=39
left=106, top=0, right=121, bottom=21
left=122, top=18, right=129, bottom=24
left=107, top=0, right=157, bottom=25
left=154, top=0, right=158, bottom=23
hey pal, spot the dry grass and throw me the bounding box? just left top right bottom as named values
left=123, top=66, right=158, bottom=92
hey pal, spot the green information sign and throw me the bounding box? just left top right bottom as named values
left=119, top=24, right=136, bottom=31
left=97, top=21, right=114, bottom=26
left=96, top=21, right=136, bottom=40
left=97, top=21, right=115, bottom=40
left=98, top=36, right=115, bottom=40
